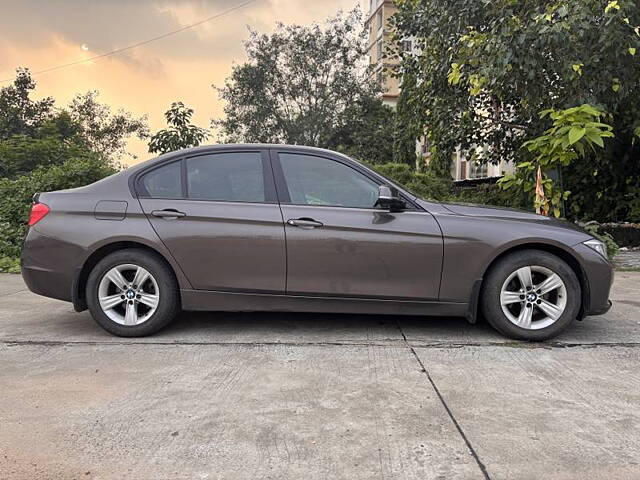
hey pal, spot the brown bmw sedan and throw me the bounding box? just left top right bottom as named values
left=21, top=144, right=613, bottom=340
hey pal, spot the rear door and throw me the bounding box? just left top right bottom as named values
left=137, top=149, right=286, bottom=293
left=271, top=149, right=443, bottom=300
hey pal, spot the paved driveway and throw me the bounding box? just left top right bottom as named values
left=1, top=272, right=639, bottom=480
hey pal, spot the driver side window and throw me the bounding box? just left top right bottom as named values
left=279, top=153, right=379, bottom=208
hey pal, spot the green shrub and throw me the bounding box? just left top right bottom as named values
left=0, top=256, right=20, bottom=274
left=368, top=162, right=451, bottom=200
left=0, top=156, right=116, bottom=270
left=369, top=162, right=530, bottom=210
left=450, top=183, right=532, bottom=210
left=583, top=224, right=620, bottom=258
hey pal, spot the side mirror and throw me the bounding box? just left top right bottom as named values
left=375, top=185, right=406, bottom=212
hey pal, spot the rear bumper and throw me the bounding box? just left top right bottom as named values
left=21, top=264, right=72, bottom=302
left=21, top=227, right=82, bottom=303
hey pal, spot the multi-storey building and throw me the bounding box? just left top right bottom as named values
left=364, top=0, right=402, bottom=107
left=364, top=0, right=513, bottom=181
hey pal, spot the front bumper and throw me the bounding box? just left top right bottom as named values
left=588, top=299, right=612, bottom=316
left=572, top=243, right=614, bottom=318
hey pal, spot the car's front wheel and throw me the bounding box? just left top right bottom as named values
left=86, top=249, right=180, bottom=337
left=481, top=249, right=581, bottom=341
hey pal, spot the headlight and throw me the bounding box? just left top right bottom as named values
left=584, top=239, right=607, bottom=259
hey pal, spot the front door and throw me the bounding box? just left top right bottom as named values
left=272, top=150, right=443, bottom=300
left=138, top=149, right=286, bottom=293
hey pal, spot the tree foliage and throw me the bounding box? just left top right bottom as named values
left=0, top=68, right=54, bottom=139
left=0, top=69, right=148, bottom=170
left=393, top=73, right=421, bottom=167
left=215, top=9, right=395, bottom=163
left=0, top=112, right=90, bottom=178
left=69, top=91, right=149, bottom=160
left=148, top=101, right=209, bottom=154
left=499, top=104, right=614, bottom=217
left=0, top=69, right=143, bottom=269
left=391, top=0, right=640, bottom=220
left=333, top=95, right=396, bottom=164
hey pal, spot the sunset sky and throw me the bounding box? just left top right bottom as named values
left=0, top=0, right=361, bottom=164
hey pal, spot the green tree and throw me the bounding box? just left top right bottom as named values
left=0, top=111, right=91, bottom=178
left=215, top=9, right=394, bottom=161
left=332, top=95, right=396, bottom=164
left=0, top=69, right=145, bottom=270
left=148, top=102, right=209, bottom=154
left=499, top=105, right=614, bottom=217
left=0, top=69, right=148, bottom=172
left=391, top=0, right=640, bottom=220
left=393, top=73, right=421, bottom=167
left=69, top=91, right=149, bottom=161
left=0, top=68, right=54, bottom=139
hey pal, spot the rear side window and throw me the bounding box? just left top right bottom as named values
left=141, top=161, right=182, bottom=198
left=186, top=152, right=265, bottom=203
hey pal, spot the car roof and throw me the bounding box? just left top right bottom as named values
left=126, top=143, right=354, bottom=175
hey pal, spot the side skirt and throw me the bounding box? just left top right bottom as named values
left=181, top=289, right=468, bottom=317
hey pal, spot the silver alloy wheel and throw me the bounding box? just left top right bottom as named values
left=98, top=263, right=159, bottom=326
left=500, top=265, right=567, bottom=330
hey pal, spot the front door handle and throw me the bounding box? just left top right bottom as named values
left=287, top=217, right=323, bottom=229
left=151, top=209, right=186, bottom=219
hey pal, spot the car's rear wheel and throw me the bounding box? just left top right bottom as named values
left=481, top=250, right=581, bottom=341
left=86, top=249, right=180, bottom=337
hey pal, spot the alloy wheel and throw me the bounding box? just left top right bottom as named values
left=98, top=263, right=160, bottom=326
left=499, top=265, right=567, bottom=330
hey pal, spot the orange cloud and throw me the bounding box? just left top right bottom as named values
left=0, top=0, right=362, bottom=164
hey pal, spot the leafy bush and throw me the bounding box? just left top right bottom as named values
left=451, top=183, right=531, bottom=210
left=598, top=223, right=640, bottom=248
left=0, top=256, right=20, bottom=274
left=499, top=105, right=614, bottom=218
left=583, top=224, right=620, bottom=258
left=0, top=156, right=116, bottom=266
left=367, top=163, right=451, bottom=200
left=369, top=162, right=530, bottom=210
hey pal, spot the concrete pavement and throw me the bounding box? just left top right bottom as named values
left=1, top=272, right=639, bottom=479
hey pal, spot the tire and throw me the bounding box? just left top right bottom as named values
left=86, top=248, right=180, bottom=337
left=481, top=249, right=581, bottom=341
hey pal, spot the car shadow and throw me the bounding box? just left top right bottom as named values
left=155, top=309, right=626, bottom=345
left=152, top=310, right=503, bottom=344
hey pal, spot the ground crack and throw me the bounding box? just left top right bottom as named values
left=1, top=339, right=638, bottom=349
left=395, top=320, right=492, bottom=480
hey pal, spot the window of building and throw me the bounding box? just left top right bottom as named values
left=186, top=152, right=265, bottom=203
left=376, top=39, right=383, bottom=61
left=279, top=154, right=379, bottom=209
left=376, top=10, right=383, bottom=31
left=141, top=161, right=182, bottom=198
left=402, top=40, right=412, bottom=53
left=469, top=161, right=489, bottom=179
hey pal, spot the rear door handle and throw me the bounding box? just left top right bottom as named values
left=151, top=209, right=186, bottom=219
left=287, top=217, right=323, bottom=229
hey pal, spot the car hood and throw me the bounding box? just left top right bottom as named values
left=418, top=199, right=590, bottom=235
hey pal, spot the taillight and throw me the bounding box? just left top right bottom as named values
left=28, top=203, right=50, bottom=226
